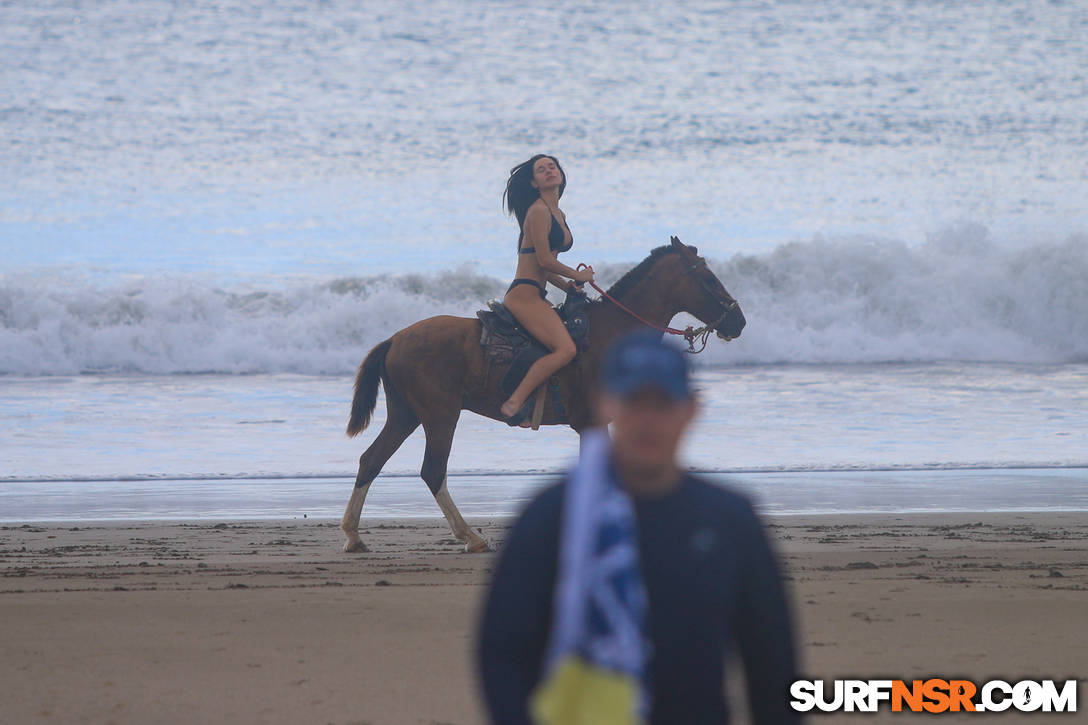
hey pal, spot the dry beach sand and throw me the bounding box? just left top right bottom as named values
left=1, top=513, right=1085, bottom=724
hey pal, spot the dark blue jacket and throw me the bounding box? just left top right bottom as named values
left=477, top=474, right=801, bottom=724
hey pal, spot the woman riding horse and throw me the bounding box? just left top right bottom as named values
left=500, top=154, right=596, bottom=426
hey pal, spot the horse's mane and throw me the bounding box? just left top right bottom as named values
left=603, top=244, right=680, bottom=300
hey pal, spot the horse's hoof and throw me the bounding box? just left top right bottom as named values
left=465, top=538, right=491, bottom=554
left=343, top=538, right=369, bottom=553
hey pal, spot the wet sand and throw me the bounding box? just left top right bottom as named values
left=1, top=513, right=1085, bottom=724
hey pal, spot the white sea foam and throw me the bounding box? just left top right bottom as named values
left=701, top=226, right=1088, bottom=366
left=0, top=265, right=504, bottom=375
left=2, top=227, right=1084, bottom=375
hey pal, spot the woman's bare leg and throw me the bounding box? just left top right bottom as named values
left=500, top=287, right=576, bottom=419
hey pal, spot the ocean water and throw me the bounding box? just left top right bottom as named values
left=2, top=1, right=1086, bottom=519
left=1, top=366, right=1087, bottom=521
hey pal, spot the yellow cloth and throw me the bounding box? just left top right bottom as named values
left=530, top=656, right=644, bottom=725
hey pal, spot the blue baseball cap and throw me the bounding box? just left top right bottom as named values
left=601, top=331, right=693, bottom=401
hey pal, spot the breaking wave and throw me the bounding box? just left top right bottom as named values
left=2, top=226, right=1085, bottom=375
left=703, top=225, right=1087, bottom=366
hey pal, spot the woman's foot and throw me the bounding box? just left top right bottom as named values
left=501, top=397, right=535, bottom=428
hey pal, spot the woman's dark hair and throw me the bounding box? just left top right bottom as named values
left=503, top=154, right=566, bottom=244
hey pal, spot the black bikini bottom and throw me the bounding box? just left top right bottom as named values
left=507, top=278, right=546, bottom=300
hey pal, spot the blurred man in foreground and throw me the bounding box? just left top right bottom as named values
left=478, top=331, right=801, bottom=724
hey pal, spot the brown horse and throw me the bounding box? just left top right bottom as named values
left=341, top=237, right=745, bottom=552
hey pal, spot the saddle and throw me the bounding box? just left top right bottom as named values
left=476, top=288, right=590, bottom=429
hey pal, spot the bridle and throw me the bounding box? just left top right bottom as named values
left=683, top=258, right=741, bottom=349
left=576, top=257, right=740, bottom=353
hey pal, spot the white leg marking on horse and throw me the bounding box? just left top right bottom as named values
left=434, top=477, right=490, bottom=553
left=434, top=477, right=471, bottom=540
left=341, top=482, right=371, bottom=553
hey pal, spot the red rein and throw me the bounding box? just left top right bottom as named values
left=576, top=263, right=702, bottom=348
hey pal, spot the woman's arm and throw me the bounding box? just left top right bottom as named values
left=546, top=273, right=580, bottom=292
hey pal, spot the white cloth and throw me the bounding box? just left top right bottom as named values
left=542, top=427, right=651, bottom=716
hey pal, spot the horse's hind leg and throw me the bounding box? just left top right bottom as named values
left=341, top=414, right=418, bottom=553
left=421, top=417, right=490, bottom=553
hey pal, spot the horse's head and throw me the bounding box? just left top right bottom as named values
left=667, top=236, right=746, bottom=341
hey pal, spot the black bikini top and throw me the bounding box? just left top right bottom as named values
left=518, top=213, right=573, bottom=255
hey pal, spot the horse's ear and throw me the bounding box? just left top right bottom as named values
left=671, top=236, right=697, bottom=256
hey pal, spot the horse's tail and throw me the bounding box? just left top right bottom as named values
left=346, top=338, right=394, bottom=438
